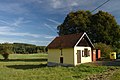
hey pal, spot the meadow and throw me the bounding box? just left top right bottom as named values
left=0, top=53, right=118, bottom=80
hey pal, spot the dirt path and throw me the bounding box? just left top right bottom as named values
left=84, top=67, right=119, bottom=80
left=84, top=60, right=120, bottom=80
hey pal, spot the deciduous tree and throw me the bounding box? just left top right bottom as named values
left=57, top=10, right=120, bottom=47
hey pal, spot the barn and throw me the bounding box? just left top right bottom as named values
left=47, top=32, right=95, bottom=66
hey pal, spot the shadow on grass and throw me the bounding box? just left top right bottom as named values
left=0, top=58, right=47, bottom=62
left=7, top=64, right=47, bottom=70
left=93, top=61, right=120, bottom=66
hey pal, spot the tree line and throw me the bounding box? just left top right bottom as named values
left=0, top=43, right=47, bottom=54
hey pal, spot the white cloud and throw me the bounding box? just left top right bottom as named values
left=0, top=31, right=39, bottom=38
left=44, top=23, right=57, bottom=33
left=51, top=0, right=62, bottom=9
left=12, top=17, right=24, bottom=27
left=0, top=20, right=10, bottom=25
left=35, top=0, right=42, bottom=4
left=49, top=0, right=91, bottom=9
left=0, top=25, right=56, bottom=38
left=0, top=26, right=15, bottom=32
left=49, top=0, right=79, bottom=9
left=0, top=17, right=56, bottom=39
left=0, top=30, right=56, bottom=45
left=29, top=40, right=50, bottom=43
left=70, top=2, right=78, bottom=7
left=0, top=18, right=38, bottom=38
left=12, top=17, right=31, bottom=27
left=0, top=3, right=28, bottom=14
left=39, top=0, right=94, bottom=14
left=47, top=18, right=60, bottom=25
left=0, top=0, right=116, bottom=15
left=42, top=0, right=116, bottom=14
left=45, top=36, right=55, bottom=39
left=0, top=17, right=31, bottom=28
left=24, top=40, right=51, bottom=46
left=23, top=0, right=43, bottom=4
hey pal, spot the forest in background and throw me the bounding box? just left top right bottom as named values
left=0, top=43, right=47, bottom=54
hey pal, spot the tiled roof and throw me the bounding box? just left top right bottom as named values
left=47, top=33, right=84, bottom=49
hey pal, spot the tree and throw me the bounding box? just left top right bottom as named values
left=0, top=44, right=13, bottom=60
left=57, top=10, right=120, bottom=47
left=94, top=43, right=113, bottom=58
left=90, top=11, right=120, bottom=46
left=57, top=10, right=91, bottom=35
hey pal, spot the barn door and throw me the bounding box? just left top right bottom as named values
left=77, top=50, right=81, bottom=63
left=60, top=57, right=63, bottom=63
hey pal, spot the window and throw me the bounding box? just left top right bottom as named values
left=82, top=49, right=90, bottom=57
left=82, top=50, right=84, bottom=57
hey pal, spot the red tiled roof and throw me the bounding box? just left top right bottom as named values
left=47, top=33, right=84, bottom=49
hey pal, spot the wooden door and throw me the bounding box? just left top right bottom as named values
left=92, top=50, right=96, bottom=61
left=77, top=50, right=81, bottom=63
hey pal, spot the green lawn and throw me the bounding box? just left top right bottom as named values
left=0, top=53, right=118, bottom=80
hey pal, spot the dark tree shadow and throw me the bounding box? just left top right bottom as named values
left=0, top=58, right=47, bottom=62
left=7, top=64, right=47, bottom=70
left=93, top=60, right=120, bottom=66
left=101, top=61, right=120, bottom=66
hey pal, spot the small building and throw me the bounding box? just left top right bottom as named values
left=47, top=32, right=95, bottom=66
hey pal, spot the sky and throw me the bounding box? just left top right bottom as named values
left=0, top=0, right=120, bottom=46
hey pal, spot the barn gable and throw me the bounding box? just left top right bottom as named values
left=76, top=33, right=94, bottom=48
left=47, top=32, right=94, bottom=49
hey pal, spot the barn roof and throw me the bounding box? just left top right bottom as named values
left=47, top=32, right=94, bottom=49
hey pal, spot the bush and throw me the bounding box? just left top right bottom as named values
left=1, top=49, right=11, bottom=60
left=2, top=53, right=9, bottom=60
left=94, top=43, right=113, bottom=58
left=0, top=45, right=12, bottom=60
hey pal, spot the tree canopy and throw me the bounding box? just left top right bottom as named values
left=57, top=10, right=91, bottom=35
left=57, top=10, right=120, bottom=47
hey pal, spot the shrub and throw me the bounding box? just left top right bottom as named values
left=0, top=45, right=12, bottom=60
left=94, top=43, right=113, bottom=58
left=2, top=53, right=9, bottom=60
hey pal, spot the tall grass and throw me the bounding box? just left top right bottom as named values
left=0, top=53, right=109, bottom=80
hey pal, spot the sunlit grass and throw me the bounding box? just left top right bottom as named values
left=0, top=53, right=111, bottom=80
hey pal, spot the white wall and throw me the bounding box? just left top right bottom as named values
left=74, top=46, right=92, bottom=66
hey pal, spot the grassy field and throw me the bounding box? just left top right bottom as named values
left=109, top=69, right=120, bottom=80
left=0, top=53, right=118, bottom=80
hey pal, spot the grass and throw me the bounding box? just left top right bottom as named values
left=0, top=53, right=116, bottom=80
left=109, top=69, right=120, bottom=80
